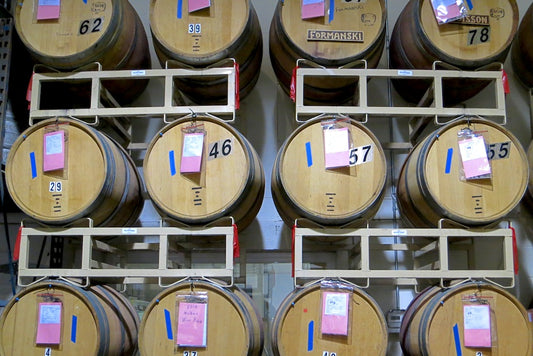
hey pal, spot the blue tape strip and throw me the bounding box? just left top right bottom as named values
left=453, top=323, right=462, bottom=356
left=465, top=0, right=473, bottom=10
left=307, top=321, right=314, bottom=351
left=305, top=142, right=313, bottom=167
left=83, top=0, right=87, bottom=3
left=177, top=0, right=183, bottom=19
left=71, top=315, right=77, bottom=343
left=329, top=0, right=334, bottom=23
left=30, top=152, right=37, bottom=179
left=165, top=309, right=173, bottom=340
left=169, top=150, right=176, bottom=176
left=445, top=148, right=453, bottom=174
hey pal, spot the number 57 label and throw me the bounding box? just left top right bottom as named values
left=349, top=145, right=374, bottom=166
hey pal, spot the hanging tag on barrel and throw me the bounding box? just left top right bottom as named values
left=43, top=130, right=65, bottom=172
left=36, top=0, right=61, bottom=21
left=36, top=302, right=62, bottom=345
left=457, top=128, right=491, bottom=180
left=430, top=0, right=468, bottom=24
left=181, top=132, right=205, bottom=174
left=189, top=0, right=211, bottom=13
left=463, top=302, right=492, bottom=347
left=301, top=0, right=325, bottom=20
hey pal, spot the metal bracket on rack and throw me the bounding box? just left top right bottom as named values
left=530, top=88, right=533, bottom=138
left=293, top=61, right=506, bottom=125
left=292, top=222, right=515, bottom=289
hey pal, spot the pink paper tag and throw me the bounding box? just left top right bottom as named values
left=302, top=0, right=325, bottom=19
left=36, top=302, right=62, bottom=344
left=189, top=0, right=211, bottom=13
left=323, top=127, right=350, bottom=169
left=37, top=0, right=60, bottom=20
left=458, top=136, right=491, bottom=179
left=464, top=304, right=491, bottom=347
left=321, top=292, right=349, bottom=335
left=176, top=302, right=208, bottom=347
left=431, top=0, right=463, bottom=24
left=43, top=130, right=65, bottom=172
left=180, top=133, right=204, bottom=174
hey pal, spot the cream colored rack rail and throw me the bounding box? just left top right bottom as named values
left=28, top=60, right=238, bottom=126
left=293, top=60, right=507, bottom=128
left=292, top=221, right=516, bottom=289
left=17, top=220, right=237, bottom=288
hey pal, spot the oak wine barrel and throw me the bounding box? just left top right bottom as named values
left=0, top=281, right=140, bottom=356
left=390, top=0, right=519, bottom=105
left=143, top=115, right=264, bottom=230
left=5, top=117, right=143, bottom=227
left=399, top=281, right=533, bottom=356
left=397, top=118, right=527, bottom=227
left=271, top=280, right=388, bottom=356
left=138, top=279, right=264, bottom=356
left=511, top=2, right=533, bottom=88
left=269, top=0, right=386, bottom=104
left=14, top=0, right=151, bottom=104
left=272, top=117, right=386, bottom=227
left=149, top=0, right=262, bottom=104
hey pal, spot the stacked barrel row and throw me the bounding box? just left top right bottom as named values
left=0, top=279, right=265, bottom=356
left=2, top=279, right=532, bottom=355
left=8, top=0, right=267, bottom=230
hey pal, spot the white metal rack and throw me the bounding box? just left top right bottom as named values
left=292, top=222, right=516, bottom=289
left=289, top=62, right=517, bottom=291
left=294, top=60, right=506, bottom=125
left=17, top=221, right=236, bottom=288
left=28, top=61, right=238, bottom=126
left=15, top=64, right=519, bottom=292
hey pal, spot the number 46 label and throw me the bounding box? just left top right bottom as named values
left=208, top=139, right=233, bottom=160
left=349, top=144, right=373, bottom=166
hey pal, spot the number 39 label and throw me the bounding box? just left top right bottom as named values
left=349, top=144, right=373, bottom=166
left=188, top=23, right=201, bottom=34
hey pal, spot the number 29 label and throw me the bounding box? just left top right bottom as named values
left=49, top=181, right=63, bottom=192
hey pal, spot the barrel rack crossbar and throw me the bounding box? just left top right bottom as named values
left=293, top=226, right=515, bottom=289
left=17, top=225, right=235, bottom=288
left=294, top=66, right=507, bottom=125
left=28, top=65, right=237, bottom=125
